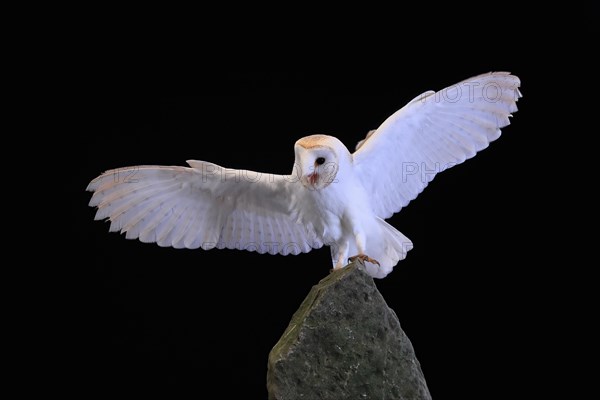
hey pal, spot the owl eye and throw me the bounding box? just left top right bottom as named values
left=315, top=157, right=325, bottom=165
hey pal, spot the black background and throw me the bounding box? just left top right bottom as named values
left=62, top=20, right=592, bottom=399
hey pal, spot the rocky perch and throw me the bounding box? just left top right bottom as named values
left=267, top=261, right=431, bottom=400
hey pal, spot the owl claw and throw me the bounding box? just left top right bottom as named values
left=348, top=254, right=380, bottom=266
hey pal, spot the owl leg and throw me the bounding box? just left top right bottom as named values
left=333, top=241, right=349, bottom=270
left=348, top=232, right=380, bottom=266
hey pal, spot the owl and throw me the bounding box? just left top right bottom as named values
left=87, top=72, right=521, bottom=278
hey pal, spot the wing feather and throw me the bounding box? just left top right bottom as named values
left=354, top=71, right=521, bottom=218
left=155, top=200, right=191, bottom=247
left=87, top=161, right=321, bottom=256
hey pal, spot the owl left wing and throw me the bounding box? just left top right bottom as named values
left=353, top=72, right=522, bottom=219
left=87, top=160, right=323, bottom=255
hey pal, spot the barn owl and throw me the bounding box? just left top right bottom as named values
left=87, top=72, right=521, bottom=278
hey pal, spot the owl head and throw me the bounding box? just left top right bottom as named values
left=293, top=134, right=351, bottom=190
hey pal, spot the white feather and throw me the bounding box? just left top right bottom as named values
left=87, top=162, right=321, bottom=256
left=353, top=71, right=521, bottom=219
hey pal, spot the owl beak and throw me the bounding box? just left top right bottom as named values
left=308, top=172, right=319, bottom=185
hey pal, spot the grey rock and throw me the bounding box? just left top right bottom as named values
left=267, top=261, right=431, bottom=400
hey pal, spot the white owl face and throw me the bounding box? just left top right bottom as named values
left=294, top=135, right=344, bottom=190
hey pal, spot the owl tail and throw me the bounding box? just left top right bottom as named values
left=364, top=218, right=413, bottom=279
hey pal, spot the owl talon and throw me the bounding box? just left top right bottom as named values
left=348, top=254, right=380, bottom=266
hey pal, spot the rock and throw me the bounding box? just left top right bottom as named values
left=267, top=261, right=431, bottom=400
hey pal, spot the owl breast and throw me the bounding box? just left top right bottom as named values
left=305, top=168, right=372, bottom=244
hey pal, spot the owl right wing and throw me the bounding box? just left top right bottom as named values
left=87, top=160, right=323, bottom=255
left=353, top=72, right=522, bottom=219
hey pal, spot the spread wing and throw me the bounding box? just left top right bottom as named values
left=353, top=71, right=522, bottom=219
left=86, top=160, right=323, bottom=255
